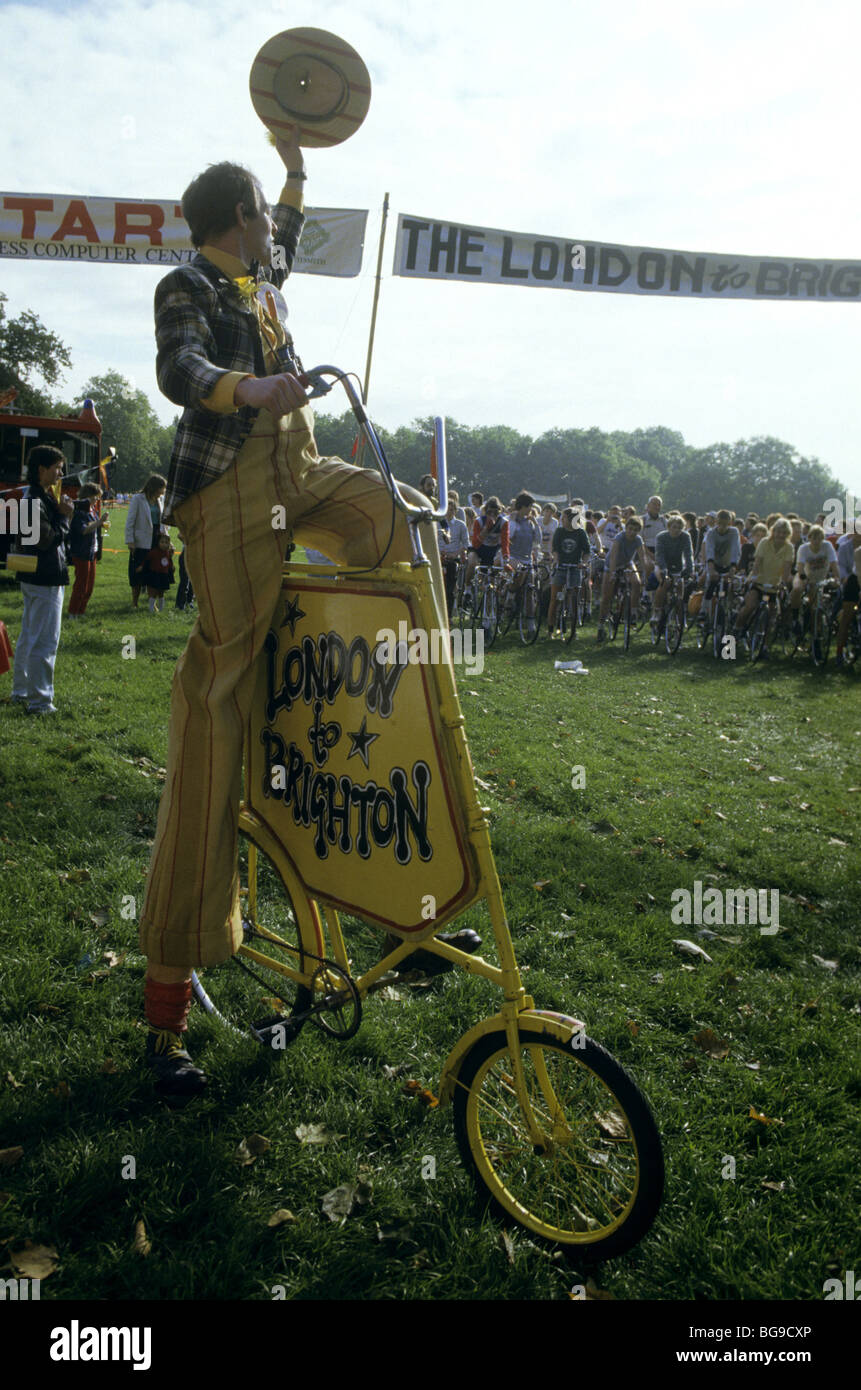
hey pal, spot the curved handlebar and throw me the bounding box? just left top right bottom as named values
left=303, top=365, right=449, bottom=526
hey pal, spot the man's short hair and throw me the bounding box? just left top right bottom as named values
left=182, top=162, right=266, bottom=248
left=26, top=445, right=65, bottom=487
left=514, top=491, right=535, bottom=510
left=471, top=491, right=484, bottom=506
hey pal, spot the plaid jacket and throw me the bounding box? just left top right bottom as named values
left=155, top=201, right=304, bottom=522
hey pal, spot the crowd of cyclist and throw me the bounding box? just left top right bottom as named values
left=422, top=476, right=861, bottom=668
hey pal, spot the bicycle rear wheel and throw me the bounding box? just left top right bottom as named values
left=497, top=579, right=518, bottom=637
left=562, top=588, right=579, bottom=643
left=811, top=604, right=832, bottom=668
left=481, top=578, right=499, bottom=648
left=712, top=597, right=726, bottom=660
left=453, top=1029, right=664, bottom=1260
left=191, top=831, right=315, bottom=1045
left=622, top=590, right=633, bottom=650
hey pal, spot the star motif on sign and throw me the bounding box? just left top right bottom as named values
left=280, top=594, right=306, bottom=636
left=346, top=717, right=378, bottom=769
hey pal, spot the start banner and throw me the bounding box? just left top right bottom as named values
left=393, top=213, right=861, bottom=302
left=0, top=193, right=367, bottom=276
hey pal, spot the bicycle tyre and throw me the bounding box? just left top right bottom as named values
left=811, top=605, right=831, bottom=668
left=622, top=589, right=632, bottom=651
left=665, top=599, right=684, bottom=654
left=481, top=578, right=499, bottom=648
left=453, top=1028, right=664, bottom=1260
left=749, top=603, right=770, bottom=662
left=518, top=580, right=541, bottom=645
left=609, top=587, right=622, bottom=641
left=191, top=831, right=313, bottom=1046
left=711, top=598, right=726, bottom=660
left=497, top=579, right=518, bottom=637
left=562, top=588, right=578, bottom=644
left=458, top=581, right=477, bottom=636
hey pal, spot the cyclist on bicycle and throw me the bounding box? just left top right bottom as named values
left=702, top=509, right=741, bottom=630
left=789, top=524, right=839, bottom=631
left=438, top=494, right=470, bottom=616
left=834, top=529, right=861, bottom=667
left=547, top=507, right=591, bottom=636
left=733, top=517, right=794, bottom=648
left=465, top=496, right=510, bottom=585
left=596, top=516, right=646, bottom=642
left=650, top=514, right=694, bottom=633
left=507, top=491, right=541, bottom=581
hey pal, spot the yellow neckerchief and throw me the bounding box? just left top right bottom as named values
left=200, top=245, right=284, bottom=359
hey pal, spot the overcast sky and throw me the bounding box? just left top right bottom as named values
left=2, top=0, right=859, bottom=501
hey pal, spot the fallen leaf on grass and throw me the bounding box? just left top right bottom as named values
left=693, top=1029, right=730, bottom=1060
left=99, top=1058, right=119, bottom=1074
left=102, top=950, right=125, bottom=968
left=499, top=1230, right=516, bottom=1264
left=58, top=869, right=90, bottom=884
left=590, top=820, right=618, bottom=835
left=321, top=1180, right=372, bottom=1223
left=626, top=1020, right=639, bottom=1037
left=761, top=1181, right=785, bottom=1192
left=828, top=837, right=848, bottom=847
left=585, top=1277, right=615, bottom=1300
left=381, top=1062, right=411, bottom=1081
left=295, top=1123, right=341, bottom=1146
left=132, top=1220, right=151, bottom=1257
left=267, top=1209, right=296, bottom=1227
left=800, top=999, right=819, bottom=1016
left=9, top=1242, right=58, bottom=1279
left=5, top=1072, right=22, bottom=1089
left=89, top=908, right=110, bottom=927
left=51, top=1081, right=71, bottom=1100
left=0, top=1146, right=23, bottom=1167
left=532, top=880, right=551, bottom=891
left=767, top=776, right=786, bottom=783
left=673, top=939, right=713, bottom=963
left=233, top=1133, right=271, bottom=1165
left=713, top=810, right=727, bottom=822
left=375, top=985, right=405, bottom=1002
left=743, top=1061, right=761, bottom=1071
left=812, top=954, right=838, bottom=972
left=403, top=1080, right=439, bottom=1107
left=749, top=1106, right=783, bottom=1127
left=594, top=1110, right=627, bottom=1140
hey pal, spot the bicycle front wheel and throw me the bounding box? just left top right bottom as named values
left=811, top=605, right=831, bottom=668
left=562, top=589, right=578, bottom=643
left=665, top=599, right=684, bottom=654
left=453, top=1029, right=664, bottom=1260
left=749, top=603, right=770, bottom=662
left=519, top=579, right=541, bottom=644
left=622, top=590, right=633, bottom=650
left=481, top=580, right=499, bottom=648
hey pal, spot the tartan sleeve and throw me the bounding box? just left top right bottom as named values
left=154, top=268, right=233, bottom=408
left=265, top=201, right=305, bottom=291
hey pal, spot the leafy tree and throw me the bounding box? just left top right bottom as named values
left=0, top=291, right=73, bottom=415
left=78, top=370, right=167, bottom=493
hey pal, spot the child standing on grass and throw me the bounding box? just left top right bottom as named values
left=145, top=533, right=175, bottom=613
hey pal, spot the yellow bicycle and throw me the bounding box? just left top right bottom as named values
left=192, top=367, right=664, bottom=1260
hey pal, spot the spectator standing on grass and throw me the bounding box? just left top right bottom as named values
left=10, top=445, right=74, bottom=715
left=437, top=495, right=470, bottom=615
left=126, top=474, right=166, bottom=608
left=145, top=532, right=175, bottom=613
left=67, top=483, right=109, bottom=620
left=539, top=503, right=559, bottom=558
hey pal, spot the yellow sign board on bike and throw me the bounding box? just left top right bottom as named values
left=245, top=569, right=480, bottom=937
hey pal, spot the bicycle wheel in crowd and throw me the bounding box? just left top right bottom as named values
left=458, top=581, right=477, bottom=636
left=748, top=603, right=770, bottom=662
left=609, top=588, right=622, bottom=641
left=481, top=579, right=499, bottom=648
left=811, top=604, right=832, bottom=668
left=562, top=588, right=579, bottom=643
left=497, top=580, right=518, bottom=637
left=711, top=597, right=726, bottom=659
left=665, top=598, right=684, bottom=654
left=519, top=578, right=541, bottom=644
left=622, top=590, right=633, bottom=650
left=453, top=1029, right=664, bottom=1261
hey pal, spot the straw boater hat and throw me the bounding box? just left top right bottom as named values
left=249, top=27, right=371, bottom=148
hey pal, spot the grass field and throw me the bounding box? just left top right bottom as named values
left=1, top=514, right=858, bottom=1302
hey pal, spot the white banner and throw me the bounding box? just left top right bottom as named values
left=394, top=213, right=861, bottom=302
left=0, top=193, right=367, bottom=276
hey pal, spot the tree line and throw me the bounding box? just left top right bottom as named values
left=0, top=292, right=845, bottom=517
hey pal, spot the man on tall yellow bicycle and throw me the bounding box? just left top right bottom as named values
left=138, top=131, right=448, bottom=1099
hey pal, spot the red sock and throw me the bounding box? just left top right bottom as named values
left=145, top=977, right=192, bottom=1033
